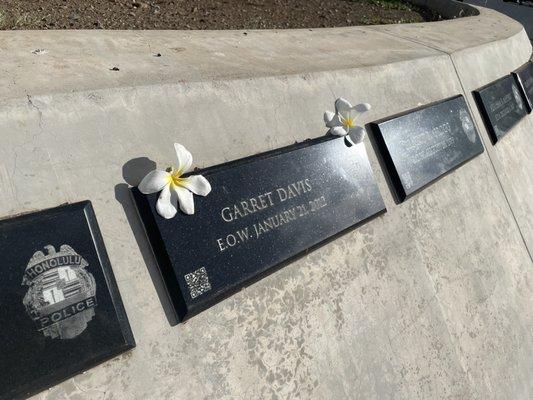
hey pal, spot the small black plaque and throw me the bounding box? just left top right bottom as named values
left=369, top=95, right=484, bottom=203
left=133, top=137, right=385, bottom=322
left=512, top=61, right=533, bottom=113
left=0, top=202, right=135, bottom=400
left=473, top=75, right=527, bottom=144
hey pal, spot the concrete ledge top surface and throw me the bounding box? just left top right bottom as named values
left=0, top=5, right=525, bottom=100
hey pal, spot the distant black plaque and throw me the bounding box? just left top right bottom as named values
left=0, top=202, right=135, bottom=400
left=369, top=95, right=484, bottom=203
left=473, top=75, right=527, bottom=144
left=133, top=137, right=385, bottom=322
left=512, top=61, right=533, bottom=113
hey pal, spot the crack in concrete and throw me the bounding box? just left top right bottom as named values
left=26, top=94, right=44, bottom=130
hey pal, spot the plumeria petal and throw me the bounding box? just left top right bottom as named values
left=335, top=98, right=353, bottom=119
left=138, top=170, right=171, bottom=194
left=348, top=103, right=372, bottom=121
left=324, top=110, right=334, bottom=124
left=324, top=110, right=342, bottom=128
left=324, top=111, right=335, bottom=127
left=354, top=103, right=372, bottom=113
left=179, top=175, right=211, bottom=196
left=156, top=184, right=178, bottom=219
left=174, top=143, right=193, bottom=174
left=330, top=126, right=348, bottom=136
left=174, top=185, right=195, bottom=215
left=349, top=126, right=366, bottom=143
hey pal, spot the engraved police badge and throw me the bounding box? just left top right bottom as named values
left=21, top=245, right=97, bottom=340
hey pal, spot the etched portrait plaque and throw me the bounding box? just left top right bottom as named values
left=368, top=95, right=484, bottom=202
left=133, top=136, right=386, bottom=322
left=512, top=61, right=533, bottom=113
left=0, top=202, right=135, bottom=400
left=473, top=75, right=527, bottom=144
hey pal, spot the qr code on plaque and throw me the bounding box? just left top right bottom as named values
left=184, top=267, right=212, bottom=299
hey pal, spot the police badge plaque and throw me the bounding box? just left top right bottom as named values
left=0, top=201, right=135, bottom=400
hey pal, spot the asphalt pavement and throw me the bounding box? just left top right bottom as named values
left=465, top=0, right=533, bottom=38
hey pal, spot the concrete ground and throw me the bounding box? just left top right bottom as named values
left=465, top=0, right=533, bottom=38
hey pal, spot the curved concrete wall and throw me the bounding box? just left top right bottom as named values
left=0, top=4, right=532, bottom=400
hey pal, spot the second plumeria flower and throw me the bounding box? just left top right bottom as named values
left=138, top=143, right=211, bottom=219
left=324, top=98, right=371, bottom=142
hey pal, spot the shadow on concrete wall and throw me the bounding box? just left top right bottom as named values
left=115, top=157, right=179, bottom=326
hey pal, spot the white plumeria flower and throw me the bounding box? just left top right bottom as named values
left=138, top=143, right=212, bottom=219
left=324, top=98, right=371, bottom=143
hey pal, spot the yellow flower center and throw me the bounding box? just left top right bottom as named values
left=343, top=117, right=355, bottom=128
left=169, top=170, right=185, bottom=187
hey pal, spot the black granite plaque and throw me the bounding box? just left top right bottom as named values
left=133, top=136, right=385, bottom=322
left=0, top=202, right=135, bottom=400
left=368, top=95, right=484, bottom=203
left=473, top=75, right=527, bottom=144
left=512, top=61, right=533, bottom=113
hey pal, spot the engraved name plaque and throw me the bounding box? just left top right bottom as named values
left=133, top=137, right=386, bottom=322
left=369, top=95, right=484, bottom=202
left=512, top=61, right=533, bottom=113
left=473, top=75, right=527, bottom=144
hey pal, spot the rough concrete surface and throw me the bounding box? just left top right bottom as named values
left=466, top=0, right=533, bottom=39
left=0, top=3, right=532, bottom=400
